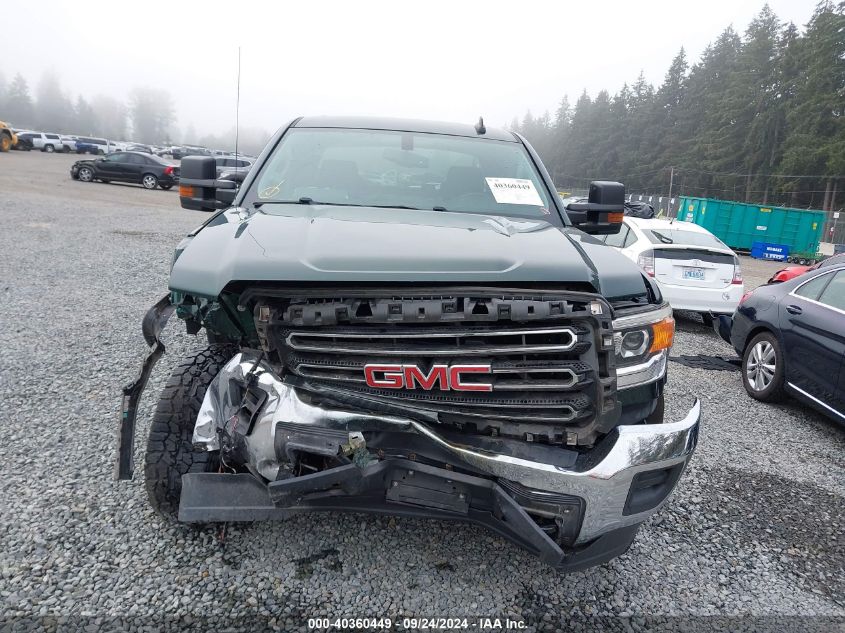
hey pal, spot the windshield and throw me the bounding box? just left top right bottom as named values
left=245, top=128, right=555, bottom=220
left=644, top=228, right=728, bottom=250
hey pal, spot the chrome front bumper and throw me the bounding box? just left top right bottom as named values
left=194, top=352, right=700, bottom=545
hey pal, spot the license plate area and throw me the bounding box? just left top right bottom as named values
left=682, top=267, right=705, bottom=280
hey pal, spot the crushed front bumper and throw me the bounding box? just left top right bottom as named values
left=180, top=463, right=643, bottom=572
left=181, top=352, right=700, bottom=569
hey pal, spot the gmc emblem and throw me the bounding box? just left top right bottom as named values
left=363, top=364, right=493, bottom=392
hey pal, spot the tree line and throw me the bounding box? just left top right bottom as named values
left=512, top=2, right=845, bottom=213
left=0, top=70, right=270, bottom=153
left=0, top=70, right=177, bottom=144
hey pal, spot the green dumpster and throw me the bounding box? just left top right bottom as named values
left=677, top=197, right=826, bottom=254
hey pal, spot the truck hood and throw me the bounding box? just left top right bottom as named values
left=169, top=204, right=652, bottom=300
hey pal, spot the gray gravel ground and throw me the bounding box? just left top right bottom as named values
left=1, top=152, right=843, bottom=632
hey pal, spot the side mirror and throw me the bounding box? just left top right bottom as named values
left=178, top=156, right=239, bottom=211
left=564, top=181, right=625, bottom=235
left=215, top=178, right=239, bottom=205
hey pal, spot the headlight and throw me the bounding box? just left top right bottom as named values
left=612, top=305, right=674, bottom=389
left=615, top=328, right=650, bottom=360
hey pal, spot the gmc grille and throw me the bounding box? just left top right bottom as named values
left=254, top=291, right=616, bottom=435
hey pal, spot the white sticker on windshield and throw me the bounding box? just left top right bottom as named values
left=485, top=178, right=543, bottom=206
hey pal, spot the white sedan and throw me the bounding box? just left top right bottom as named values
left=597, top=217, right=744, bottom=323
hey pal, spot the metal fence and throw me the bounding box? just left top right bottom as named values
left=824, top=211, right=845, bottom=247
left=626, top=193, right=681, bottom=218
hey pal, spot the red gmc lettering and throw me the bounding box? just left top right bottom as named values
left=404, top=365, right=448, bottom=390
left=364, top=364, right=492, bottom=392
left=363, top=364, right=404, bottom=389
left=449, top=365, right=493, bottom=392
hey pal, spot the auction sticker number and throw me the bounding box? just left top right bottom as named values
left=485, top=178, right=543, bottom=206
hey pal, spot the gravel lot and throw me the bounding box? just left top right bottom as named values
left=1, top=151, right=843, bottom=632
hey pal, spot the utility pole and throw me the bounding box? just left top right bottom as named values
left=666, top=166, right=675, bottom=218
left=667, top=166, right=674, bottom=200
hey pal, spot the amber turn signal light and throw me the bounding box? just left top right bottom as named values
left=649, top=316, right=675, bottom=353
left=607, top=212, right=624, bottom=224
left=179, top=185, right=195, bottom=198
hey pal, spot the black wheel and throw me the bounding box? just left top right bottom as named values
left=700, top=313, right=714, bottom=327
left=142, top=173, right=159, bottom=190
left=77, top=166, right=94, bottom=182
left=45, top=144, right=55, bottom=153
left=0, top=133, right=11, bottom=152
left=159, top=184, right=173, bottom=190
left=144, top=346, right=234, bottom=519
left=742, top=332, right=785, bottom=402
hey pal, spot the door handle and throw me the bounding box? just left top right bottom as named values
left=786, top=304, right=802, bottom=315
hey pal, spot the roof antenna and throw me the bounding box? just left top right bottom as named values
left=475, top=116, right=486, bottom=135
left=234, top=46, right=241, bottom=160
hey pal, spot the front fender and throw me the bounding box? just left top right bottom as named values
left=115, top=294, right=175, bottom=480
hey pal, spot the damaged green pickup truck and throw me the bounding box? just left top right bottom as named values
left=117, top=116, right=699, bottom=572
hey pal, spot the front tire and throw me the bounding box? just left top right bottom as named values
left=77, top=166, right=94, bottom=182
left=144, top=346, right=234, bottom=519
left=45, top=144, right=55, bottom=153
left=742, top=332, right=785, bottom=402
left=0, top=133, right=11, bottom=152
left=142, top=173, right=159, bottom=189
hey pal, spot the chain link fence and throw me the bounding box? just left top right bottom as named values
left=626, top=193, right=680, bottom=218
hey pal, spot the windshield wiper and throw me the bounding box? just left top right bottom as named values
left=253, top=197, right=424, bottom=210
left=651, top=230, right=674, bottom=244
left=253, top=197, right=313, bottom=208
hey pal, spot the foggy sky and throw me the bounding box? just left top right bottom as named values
left=2, top=0, right=816, bottom=138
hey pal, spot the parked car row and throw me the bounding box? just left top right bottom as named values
left=558, top=195, right=844, bottom=427
left=10, top=131, right=125, bottom=154
left=4, top=128, right=257, bottom=168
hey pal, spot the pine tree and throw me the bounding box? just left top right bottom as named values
left=73, top=96, right=97, bottom=136
left=5, top=73, right=34, bottom=128
left=723, top=6, right=784, bottom=201
left=780, top=1, right=845, bottom=209
left=35, top=70, right=73, bottom=133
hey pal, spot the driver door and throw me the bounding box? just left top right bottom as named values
left=97, top=153, right=128, bottom=180
left=782, top=270, right=845, bottom=418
